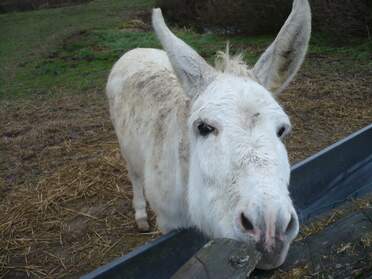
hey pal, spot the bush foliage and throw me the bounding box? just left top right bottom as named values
left=156, top=0, right=292, bottom=35
left=156, top=0, right=372, bottom=39
left=0, top=0, right=91, bottom=12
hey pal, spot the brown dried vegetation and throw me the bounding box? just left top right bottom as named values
left=0, top=49, right=371, bottom=279
left=0, top=93, right=159, bottom=278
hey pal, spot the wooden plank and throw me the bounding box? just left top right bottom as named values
left=172, top=238, right=261, bottom=279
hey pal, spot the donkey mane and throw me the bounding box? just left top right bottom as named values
left=214, top=44, right=255, bottom=80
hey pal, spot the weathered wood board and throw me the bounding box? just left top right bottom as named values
left=172, top=238, right=262, bottom=279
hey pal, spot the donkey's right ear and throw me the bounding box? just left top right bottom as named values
left=252, top=0, right=311, bottom=95
left=152, top=8, right=216, bottom=98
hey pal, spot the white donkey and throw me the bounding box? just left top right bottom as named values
left=107, top=0, right=311, bottom=269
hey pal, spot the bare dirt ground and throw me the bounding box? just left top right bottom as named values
left=0, top=54, right=371, bottom=278
left=0, top=92, right=159, bottom=278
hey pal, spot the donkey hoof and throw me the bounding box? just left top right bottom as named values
left=136, top=218, right=150, bottom=232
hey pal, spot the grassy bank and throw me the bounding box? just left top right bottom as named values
left=0, top=0, right=154, bottom=98
left=1, top=0, right=371, bottom=99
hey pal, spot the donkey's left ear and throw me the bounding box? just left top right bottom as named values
left=252, top=0, right=311, bottom=95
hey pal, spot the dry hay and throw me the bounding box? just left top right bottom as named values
left=0, top=51, right=371, bottom=278
left=0, top=92, right=159, bottom=278
left=0, top=148, right=158, bottom=278
left=274, top=266, right=311, bottom=279
left=279, top=56, right=372, bottom=163
left=297, top=196, right=372, bottom=241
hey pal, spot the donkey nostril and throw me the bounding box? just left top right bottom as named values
left=285, top=214, right=296, bottom=235
left=240, top=212, right=254, bottom=231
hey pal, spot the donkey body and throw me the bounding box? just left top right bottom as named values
left=107, top=49, right=191, bottom=231
left=107, top=0, right=311, bottom=269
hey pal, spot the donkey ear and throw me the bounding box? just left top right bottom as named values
left=152, top=8, right=216, bottom=98
left=252, top=0, right=311, bottom=94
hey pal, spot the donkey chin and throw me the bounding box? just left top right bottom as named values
left=236, top=202, right=299, bottom=270
left=255, top=235, right=292, bottom=270
left=230, top=211, right=299, bottom=270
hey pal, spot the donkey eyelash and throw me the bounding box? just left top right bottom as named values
left=277, top=124, right=292, bottom=139
left=197, top=122, right=216, bottom=136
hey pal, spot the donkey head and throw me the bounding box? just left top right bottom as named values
left=153, top=0, right=311, bottom=269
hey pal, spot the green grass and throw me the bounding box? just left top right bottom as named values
left=1, top=0, right=371, bottom=99
left=0, top=2, right=267, bottom=100
left=0, top=0, right=155, bottom=98
left=309, top=33, right=372, bottom=60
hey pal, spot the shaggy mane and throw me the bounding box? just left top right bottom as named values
left=214, top=44, right=254, bottom=79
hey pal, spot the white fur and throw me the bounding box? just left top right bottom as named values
left=106, top=0, right=311, bottom=270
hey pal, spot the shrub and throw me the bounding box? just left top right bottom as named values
left=0, top=0, right=92, bottom=13
left=156, top=0, right=372, bottom=40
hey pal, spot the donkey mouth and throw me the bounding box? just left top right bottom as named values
left=255, top=240, right=289, bottom=270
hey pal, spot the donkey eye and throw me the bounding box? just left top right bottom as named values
left=277, top=126, right=286, bottom=138
left=197, top=122, right=215, bottom=137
